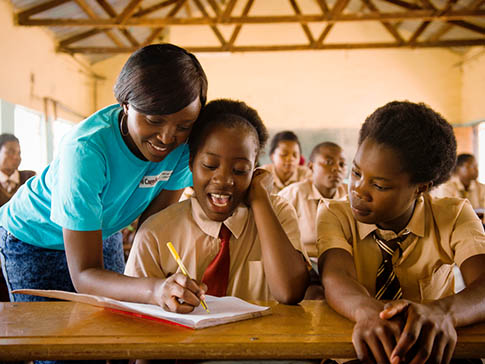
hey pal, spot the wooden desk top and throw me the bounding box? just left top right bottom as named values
left=1, top=300, right=484, bottom=361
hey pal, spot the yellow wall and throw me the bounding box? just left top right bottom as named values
left=93, top=47, right=463, bottom=129
left=0, top=0, right=94, bottom=121
left=462, top=47, right=485, bottom=123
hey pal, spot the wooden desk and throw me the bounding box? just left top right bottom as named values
left=0, top=300, right=484, bottom=361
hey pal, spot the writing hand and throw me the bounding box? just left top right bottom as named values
left=155, top=273, right=207, bottom=314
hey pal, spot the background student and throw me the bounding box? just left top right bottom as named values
left=317, top=101, right=485, bottom=364
left=0, top=133, right=35, bottom=302
left=279, top=141, right=347, bottom=299
left=0, top=43, right=208, bottom=307
left=432, top=153, right=485, bottom=217
left=261, top=130, right=311, bottom=194
left=125, top=99, right=310, bottom=312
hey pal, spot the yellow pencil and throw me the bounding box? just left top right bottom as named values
left=166, top=242, right=210, bottom=313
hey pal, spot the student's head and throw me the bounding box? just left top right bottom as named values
left=454, top=153, right=478, bottom=185
left=269, top=131, right=302, bottom=179
left=350, top=101, right=456, bottom=232
left=114, top=43, right=207, bottom=163
left=188, top=99, right=268, bottom=221
left=0, top=134, right=21, bottom=176
left=309, top=142, right=347, bottom=198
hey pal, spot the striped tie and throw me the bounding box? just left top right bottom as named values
left=373, top=231, right=410, bottom=300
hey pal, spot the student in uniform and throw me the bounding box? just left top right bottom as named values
left=317, top=101, right=485, bottom=364
left=279, top=141, right=347, bottom=258
left=432, top=153, right=485, bottom=216
left=0, top=43, right=207, bottom=306
left=0, top=133, right=35, bottom=302
left=279, top=142, right=347, bottom=299
left=260, top=130, right=311, bottom=194
left=125, top=99, right=310, bottom=311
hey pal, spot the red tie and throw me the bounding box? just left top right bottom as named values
left=202, top=224, right=231, bottom=297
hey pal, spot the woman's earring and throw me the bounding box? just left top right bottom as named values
left=120, top=112, right=129, bottom=137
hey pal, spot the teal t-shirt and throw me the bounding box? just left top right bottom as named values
left=0, top=104, right=193, bottom=250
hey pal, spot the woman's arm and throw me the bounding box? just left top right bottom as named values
left=320, top=248, right=403, bottom=364
left=249, top=169, right=309, bottom=304
left=63, top=228, right=206, bottom=311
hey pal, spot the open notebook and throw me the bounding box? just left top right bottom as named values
left=13, top=289, right=272, bottom=329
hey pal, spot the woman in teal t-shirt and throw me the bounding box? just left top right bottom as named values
left=0, top=43, right=208, bottom=307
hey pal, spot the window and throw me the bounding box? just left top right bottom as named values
left=52, top=118, right=74, bottom=158
left=14, top=106, right=47, bottom=174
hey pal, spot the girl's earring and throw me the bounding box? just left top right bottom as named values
left=120, top=112, right=129, bottom=137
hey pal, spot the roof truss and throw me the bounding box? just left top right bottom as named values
left=14, top=0, right=485, bottom=56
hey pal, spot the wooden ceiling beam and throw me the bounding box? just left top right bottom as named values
left=19, top=9, right=485, bottom=27
left=427, top=0, right=485, bottom=41
left=73, top=0, right=124, bottom=47
left=315, top=0, right=330, bottom=16
left=289, top=0, right=315, bottom=44
left=361, top=0, right=404, bottom=43
left=228, top=0, right=254, bottom=47
left=133, top=0, right=179, bottom=17
left=222, top=0, right=238, bottom=19
left=59, top=38, right=485, bottom=54
left=16, top=0, right=70, bottom=21
left=192, top=0, right=227, bottom=48
left=141, top=0, right=186, bottom=46
left=116, top=0, right=144, bottom=24
left=317, top=0, right=350, bottom=44
left=94, top=0, right=138, bottom=46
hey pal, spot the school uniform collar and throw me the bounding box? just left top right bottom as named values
left=309, top=181, right=347, bottom=200
left=272, top=164, right=301, bottom=190
left=0, top=169, right=19, bottom=184
left=190, top=195, right=248, bottom=240
left=449, top=175, right=478, bottom=194
left=308, top=180, right=324, bottom=200
left=356, top=195, right=426, bottom=241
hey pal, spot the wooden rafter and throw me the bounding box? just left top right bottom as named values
left=19, top=9, right=485, bottom=27
left=11, top=0, right=485, bottom=58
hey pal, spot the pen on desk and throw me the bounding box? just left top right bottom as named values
left=166, top=242, right=210, bottom=313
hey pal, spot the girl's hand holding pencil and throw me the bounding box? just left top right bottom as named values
left=163, top=242, right=210, bottom=314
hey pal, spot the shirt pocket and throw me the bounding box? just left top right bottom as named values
left=418, top=263, right=455, bottom=301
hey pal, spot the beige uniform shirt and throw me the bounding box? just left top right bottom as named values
left=316, top=194, right=485, bottom=302
left=432, top=175, right=485, bottom=210
left=125, top=195, right=310, bottom=301
left=260, top=163, right=312, bottom=194
left=279, top=179, right=347, bottom=257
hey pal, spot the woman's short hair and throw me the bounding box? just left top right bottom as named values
left=358, top=101, right=456, bottom=187
left=114, top=43, right=208, bottom=115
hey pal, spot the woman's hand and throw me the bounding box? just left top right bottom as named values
left=153, top=273, right=207, bottom=314
left=380, top=300, right=457, bottom=364
left=353, top=306, right=404, bottom=364
left=246, top=168, right=273, bottom=206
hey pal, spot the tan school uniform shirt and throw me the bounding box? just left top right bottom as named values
left=260, top=163, right=312, bottom=194
left=125, top=195, right=311, bottom=301
left=316, top=194, right=485, bottom=302
left=279, top=179, right=347, bottom=258
left=431, top=175, right=485, bottom=210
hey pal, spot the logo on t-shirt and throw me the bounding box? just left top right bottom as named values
left=139, top=170, right=173, bottom=188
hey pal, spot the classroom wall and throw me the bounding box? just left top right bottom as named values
left=94, top=47, right=463, bottom=130
left=461, top=47, right=485, bottom=124
left=0, top=0, right=94, bottom=121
